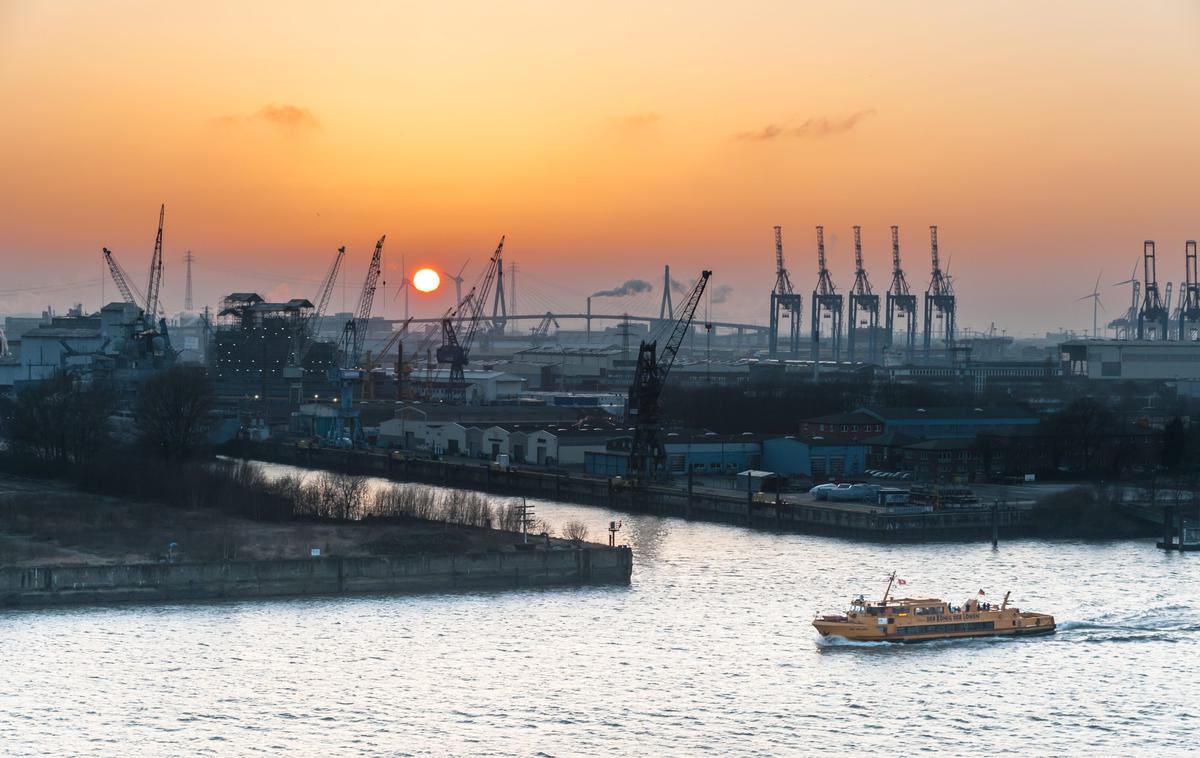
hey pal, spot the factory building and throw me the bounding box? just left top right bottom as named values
left=1061, top=339, right=1200, bottom=382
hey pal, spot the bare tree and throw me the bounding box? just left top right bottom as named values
left=561, top=520, right=590, bottom=542
left=135, top=365, right=215, bottom=460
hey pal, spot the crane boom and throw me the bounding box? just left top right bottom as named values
left=436, top=236, right=504, bottom=403
left=102, top=247, right=144, bottom=307
left=773, top=226, right=794, bottom=295
left=144, top=204, right=165, bottom=319
left=290, top=245, right=345, bottom=369
left=342, top=236, right=385, bottom=369
left=627, top=269, right=711, bottom=483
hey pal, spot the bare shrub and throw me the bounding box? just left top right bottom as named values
left=561, top=520, right=589, bottom=542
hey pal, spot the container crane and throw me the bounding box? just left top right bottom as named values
left=437, top=236, right=504, bottom=403
left=627, top=270, right=711, bottom=483
left=922, top=225, right=956, bottom=357
left=885, top=225, right=917, bottom=360
left=846, top=225, right=879, bottom=362
left=768, top=226, right=804, bottom=357
left=1182, top=241, right=1200, bottom=340
left=1137, top=240, right=1169, bottom=340
left=811, top=226, right=843, bottom=363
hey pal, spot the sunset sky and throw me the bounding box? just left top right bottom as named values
left=2, top=1, right=1199, bottom=335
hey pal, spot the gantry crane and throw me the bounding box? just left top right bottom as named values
left=437, top=236, right=504, bottom=403
left=627, top=270, right=711, bottom=483
left=846, top=225, right=880, bottom=363
left=768, top=226, right=804, bottom=357
left=885, top=226, right=917, bottom=360
left=923, top=226, right=956, bottom=358
left=1182, top=241, right=1200, bottom=340
left=811, top=226, right=843, bottom=363
left=1137, top=240, right=1169, bottom=340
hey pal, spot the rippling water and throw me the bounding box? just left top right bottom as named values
left=2, top=470, right=1197, bottom=756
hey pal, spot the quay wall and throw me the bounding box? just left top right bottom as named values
left=235, top=442, right=1035, bottom=541
left=0, top=547, right=633, bottom=609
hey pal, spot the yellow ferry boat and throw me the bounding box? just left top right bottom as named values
left=813, top=573, right=1055, bottom=643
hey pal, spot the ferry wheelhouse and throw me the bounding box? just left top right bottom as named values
left=813, top=573, right=1055, bottom=643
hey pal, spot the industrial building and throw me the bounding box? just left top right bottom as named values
left=211, top=293, right=339, bottom=407
left=1061, top=339, right=1200, bottom=382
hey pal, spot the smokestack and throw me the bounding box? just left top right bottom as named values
left=586, top=296, right=592, bottom=342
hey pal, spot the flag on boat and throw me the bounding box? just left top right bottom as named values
left=897, top=579, right=907, bottom=586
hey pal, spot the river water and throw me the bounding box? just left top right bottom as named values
left=2, top=468, right=1197, bottom=756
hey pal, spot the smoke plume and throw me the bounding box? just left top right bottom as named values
left=592, top=279, right=653, bottom=298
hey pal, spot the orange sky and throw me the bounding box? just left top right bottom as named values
left=2, top=1, right=1199, bottom=334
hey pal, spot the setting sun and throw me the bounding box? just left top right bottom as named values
left=412, top=267, right=441, bottom=293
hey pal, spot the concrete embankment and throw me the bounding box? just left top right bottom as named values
left=234, top=441, right=1038, bottom=541
left=1, top=547, right=632, bottom=609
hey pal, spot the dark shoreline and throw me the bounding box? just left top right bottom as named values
left=1, top=548, right=633, bottom=610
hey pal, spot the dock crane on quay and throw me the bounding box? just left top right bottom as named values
left=1181, top=241, right=1200, bottom=340
left=326, top=236, right=384, bottom=444
left=846, top=225, right=879, bottom=363
left=100, top=204, right=173, bottom=356
left=1137, top=240, right=1170, bottom=340
left=283, top=245, right=345, bottom=401
left=437, top=236, right=505, bottom=404
left=627, top=270, right=711, bottom=483
left=811, top=226, right=843, bottom=363
left=768, top=226, right=803, bottom=357
left=885, top=225, right=917, bottom=360
left=922, top=225, right=956, bottom=358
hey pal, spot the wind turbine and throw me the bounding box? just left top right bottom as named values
left=1077, top=270, right=1105, bottom=337
left=451, top=259, right=471, bottom=308
left=391, top=252, right=411, bottom=320
left=1111, top=258, right=1140, bottom=338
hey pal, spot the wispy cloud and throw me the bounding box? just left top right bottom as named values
left=210, top=104, right=319, bottom=132
left=253, top=104, right=319, bottom=130
left=711, top=284, right=734, bottom=304
left=621, top=112, right=660, bottom=129
left=737, top=110, right=875, bottom=141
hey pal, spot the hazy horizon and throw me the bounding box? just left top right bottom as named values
left=3, top=1, right=1198, bottom=336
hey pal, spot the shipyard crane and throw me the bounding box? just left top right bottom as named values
left=144, top=204, right=166, bottom=322
left=768, top=226, right=804, bottom=357
left=1137, top=240, right=1169, bottom=340
left=286, top=245, right=345, bottom=377
left=532, top=311, right=559, bottom=338
left=341, top=236, right=385, bottom=369
left=811, top=226, right=843, bottom=363
left=437, top=236, right=504, bottom=403
left=627, top=270, right=711, bottom=483
left=283, top=245, right=344, bottom=407
left=102, top=247, right=146, bottom=308
left=923, top=226, right=956, bottom=357
left=847, top=225, right=880, bottom=362
left=360, top=316, right=413, bottom=400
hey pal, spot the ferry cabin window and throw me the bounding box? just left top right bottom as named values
left=895, top=621, right=995, bottom=636
left=915, top=606, right=945, bottom=615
